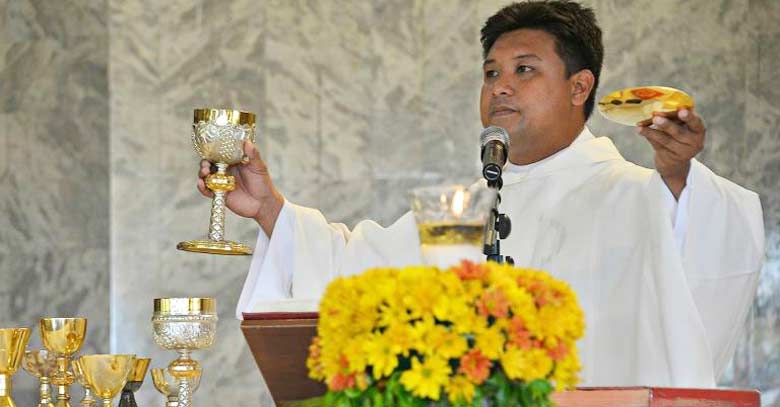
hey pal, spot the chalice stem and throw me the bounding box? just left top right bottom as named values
left=0, top=374, right=14, bottom=407
left=80, top=388, right=96, bottom=407
left=207, top=163, right=229, bottom=242
left=39, top=377, right=53, bottom=406
left=176, top=379, right=192, bottom=407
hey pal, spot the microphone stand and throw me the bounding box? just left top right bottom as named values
left=483, top=176, right=514, bottom=265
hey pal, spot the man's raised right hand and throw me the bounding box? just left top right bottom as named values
left=197, top=140, right=284, bottom=236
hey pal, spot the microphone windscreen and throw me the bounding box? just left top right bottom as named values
left=480, top=126, right=510, bottom=148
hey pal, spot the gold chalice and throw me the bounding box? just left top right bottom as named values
left=22, top=349, right=58, bottom=407
left=151, top=367, right=201, bottom=407
left=78, top=355, right=136, bottom=407
left=152, top=298, right=217, bottom=407
left=177, top=108, right=256, bottom=255
left=40, top=318, right=87, bottom=407
left=71, top=358, right=96, bottom=407
left=118, top=358, right=150, bottom=407
left=0, top=328, right=31, bottom=407
left=597, top=85, right=695, bottom=126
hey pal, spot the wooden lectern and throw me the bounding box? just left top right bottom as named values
left=241, top=315, right=760, bottom=407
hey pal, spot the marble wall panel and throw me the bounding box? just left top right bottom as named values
left=2, top=0, right=778, bottom=406
left=109, top=0, right=269, bottom=405
left=0, top=1, right=109, bottom=406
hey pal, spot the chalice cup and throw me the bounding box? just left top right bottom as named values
left=78, top=355, right=136, bottom=407
left=22, top=349, right=58, bottom=407
left=0, top=328, right=31, bottom=407
left=177, top=108, right=257, bottom=255
left=152, top=298, right=217, bottom=407
left=118, top=358, right=150, bottom=407
left=71, top=358, right=96, bottom=406
left=151, top=367, right=201, bottom=407
left=40, top=318, right=87, bottom=407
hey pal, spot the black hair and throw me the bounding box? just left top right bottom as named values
left=480, top=0, right=604, bottom=119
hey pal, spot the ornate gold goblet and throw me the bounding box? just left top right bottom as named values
left=22, top=349, right=58, bottom=407
left=151, top=367, right=201, bottom=407
left=152, top=298, right=217, bottom=407
left=177, top=108, right=256, bottom=255
left=118, top=358, right=150, bottom=407
left=40, top=318, right=87, bottom=407
left=78, top=355, right=136, bottom=407
left=0, top=328, right=31, bottom=407
left=71, top=358, right=96, bottom=407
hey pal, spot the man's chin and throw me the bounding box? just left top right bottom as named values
left=487, top=117, right=519, bottom=132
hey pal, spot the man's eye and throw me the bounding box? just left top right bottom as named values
left=516, top=65, right=534, bottom=73
left=484, top=70, right=498, bottom=78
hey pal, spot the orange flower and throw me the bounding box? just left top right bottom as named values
left=329, top=372, right=356, bottom=391
left=548, top=341, right=569, bottom=362
left=477, top=288, right=510, bottom=318
left=459, top=349, right=492, bottom=384
left=453, top=260, right=488, bottom=281
left=507, top=316, right=534, bottom=349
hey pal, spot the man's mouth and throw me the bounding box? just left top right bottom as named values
left=490, top=105, right=518, bottom=117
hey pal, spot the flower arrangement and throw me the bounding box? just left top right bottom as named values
left=305, top=260, right=585, bottom=407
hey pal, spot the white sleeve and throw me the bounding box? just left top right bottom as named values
left=678, top=159, right=764, bottom=379
left=236, top=199, right=420, bottom=319
left=659, top=170, right=691, bottom=254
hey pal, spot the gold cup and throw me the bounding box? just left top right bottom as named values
left=22, top=349, right=58, bottom=407
left=0, top=328, right=31, bottom=407
left=151, top=367, right=201, bottom=407
left=152, top=298, right=217, bottom=407
left=78, top=355, right=136, bottom=407
left=117, top=358, right=150, bottom=407
left=71, top=358, right=96, bottom=407
left=40, top=318, right=87, bottom=407
left=177, top=108, right=257, bottom=255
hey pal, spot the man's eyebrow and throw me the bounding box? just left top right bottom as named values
left=483, top=54, right=541, bottom=66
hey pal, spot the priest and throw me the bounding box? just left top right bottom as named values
left=197, top=0, right=764, bottom=388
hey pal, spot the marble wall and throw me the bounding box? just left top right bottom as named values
left=0, top=0, right=110, bottom=405
left=1, top=0, right=778, bottom=406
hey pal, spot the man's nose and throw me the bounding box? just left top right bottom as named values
left=492, top=74, right=515, bottom=96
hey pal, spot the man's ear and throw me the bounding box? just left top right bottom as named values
left=570, top=69, right=595, bottom=107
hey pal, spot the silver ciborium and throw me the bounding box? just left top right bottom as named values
left=177, top=108, right=256, bottom=255
left=152, top=298, right=217, bottom=407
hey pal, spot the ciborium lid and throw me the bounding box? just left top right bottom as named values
left=153, top=298, right=216, bottom=315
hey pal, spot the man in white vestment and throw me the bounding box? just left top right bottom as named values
left=197, top=1, right=764, bottom=388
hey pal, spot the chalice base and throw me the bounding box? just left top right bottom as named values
left=177, top=239, right=252, bottom=255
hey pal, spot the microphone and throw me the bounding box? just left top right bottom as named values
left=480, top=126, right=510, bottom=184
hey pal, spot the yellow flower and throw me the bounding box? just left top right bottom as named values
left=363, top=332, right=398, bottom=379
left=551, top=350, right=582, bottom=390
left=501, top=346, right=553, bottom=382
left=411, top=319, right=468, bottom=359
left=399, top=356, right=451, bottom=400
left=447, top=375, right=476, bottom=404
left=475, top=324, right=505, bottom=360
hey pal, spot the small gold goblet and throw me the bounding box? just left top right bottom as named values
left=0, top=328, right=31, bottom=407
left=152, top=298, right=217, bottom=407
left=78, top=355, right=136, bottom=407
left=40, top=318, right=87, bottom=407
left=22, top=349, right=58, bottom=407
left=71, top=358, right=96, bottom=406
left=151, top=367, right=201, bottom=407
left=118, top=358, right=150, bottom=407
left=177, top=108, right=257, bottom=255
